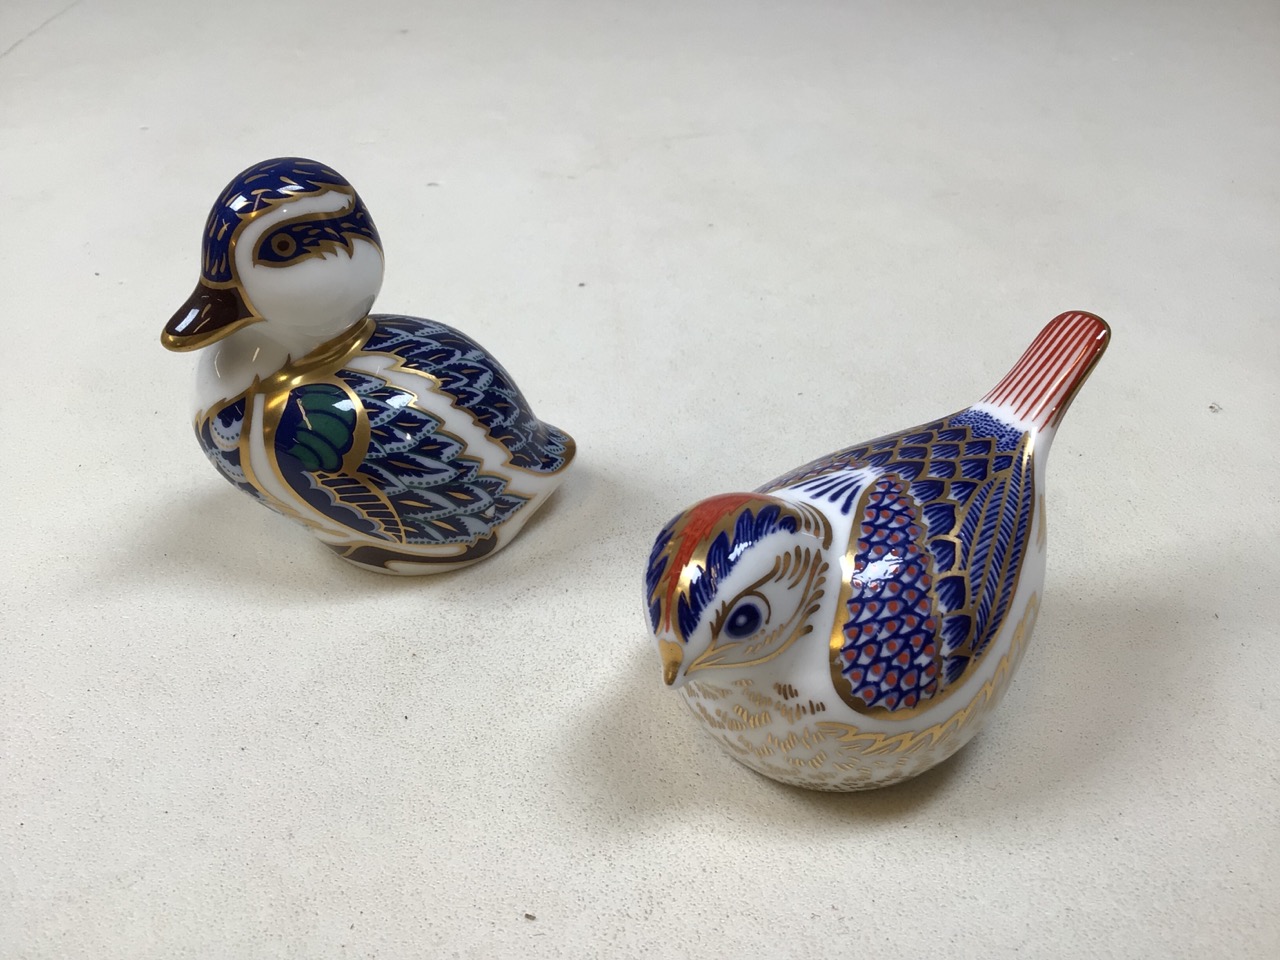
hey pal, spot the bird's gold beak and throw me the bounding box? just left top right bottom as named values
left=659, top=639, right=684, bottom=687
left=161, top=280, right=262, bottom=351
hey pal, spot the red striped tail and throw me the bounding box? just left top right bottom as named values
left=981, top=311, right=1110, bottom=431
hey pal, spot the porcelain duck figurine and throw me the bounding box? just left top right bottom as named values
left=162, top=157, right=574, bottom=574
left=643, top=311, right=1109, bottom=790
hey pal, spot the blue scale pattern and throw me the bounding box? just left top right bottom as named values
left=837, top=478, right=940, bottom=711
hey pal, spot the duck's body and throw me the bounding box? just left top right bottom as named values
left=164, top=158, right=573, bottom=573
left=194, top=313, right=573, bottom=573
left=645, top=311, right=1109, bottom=790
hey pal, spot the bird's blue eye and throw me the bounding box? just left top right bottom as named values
left=724, top=602, right=763, bottom=639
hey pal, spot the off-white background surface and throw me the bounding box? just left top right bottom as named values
left=2, top=1, right=1277, bottom=957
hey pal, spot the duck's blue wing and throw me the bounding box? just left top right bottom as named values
left=272, top=373, right=527, bottom=549
left=765, top=409, right=1034, bottom=714
left=363, top=314, right=573, bottom=474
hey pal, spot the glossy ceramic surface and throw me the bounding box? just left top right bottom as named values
left=643, top=312, right=1110, bottom=790
left=163, top=158, right=574, bottom=573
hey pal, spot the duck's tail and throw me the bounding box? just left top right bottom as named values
left=979, top=311, right=1110, bottom=434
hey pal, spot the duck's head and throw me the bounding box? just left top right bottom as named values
left=162, top=157, right=384, bottom=352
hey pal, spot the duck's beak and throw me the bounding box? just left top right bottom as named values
left=658, top=639, right=685, bottom=687
left=161, top=281, right=261, bottom=352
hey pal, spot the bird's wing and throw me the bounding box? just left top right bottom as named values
left=790, top=410, right=1035, bottom=714
left=362, top=315, right=573, bottom=474
left=923, top=410, right=1034, bottom=675
left=833, top=475, right=942, bottom=712
left=271, top=374, right=527, bottom=547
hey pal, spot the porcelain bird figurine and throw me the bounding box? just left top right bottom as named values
left=644, top=312, right=1109, bottom=790
left=162, top=158, right=574, bottom=573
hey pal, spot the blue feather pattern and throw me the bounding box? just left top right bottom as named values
left=765, top=409, right=1033, bottom=711
left=363, top=316, right=572, bottom=473
left=271, top=374, right=527, bottom=546
left=644, top=527, right=673, bottom=632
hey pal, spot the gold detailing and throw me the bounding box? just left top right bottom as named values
left=799, top=501, right=833, bottom=549
left=828, top=529, right=864, bottom=707
left=689, top=688, right=823, bottom=731
left=255, top=320, right=392, bottom=538
left=1035, top=493, right=1047, bottom=549
left=660, top=641, right=683, bottom=686
left=260, top=374, right=402, bottom=541
left=217, top=393, right=328, bottom=534
left=162, top=316, right=261, bottom=352
left=234, top=388, right=263, bottom=502
left=268, top=233, right=297, bottom=259
left=210, top=181, right=382, bottom=280
left=683, top=594, right=1040, bottom=790
left=819, top=593, right=1038, bottom=757
left=256, top=316, right=376, bottom=394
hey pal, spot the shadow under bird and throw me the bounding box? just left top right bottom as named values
left=161, top=157, right=574, bottom=574
left=644, top=311, right=1110, bottom=790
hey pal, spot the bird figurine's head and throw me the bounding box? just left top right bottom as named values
left=644, top=493, right=834, bottom=688
left=162, top=157, right=384, bottom=352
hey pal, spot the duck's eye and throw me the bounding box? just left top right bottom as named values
left=270, top=234, right=297, bottom=258
left=724, top=602, right=763, bottom=639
